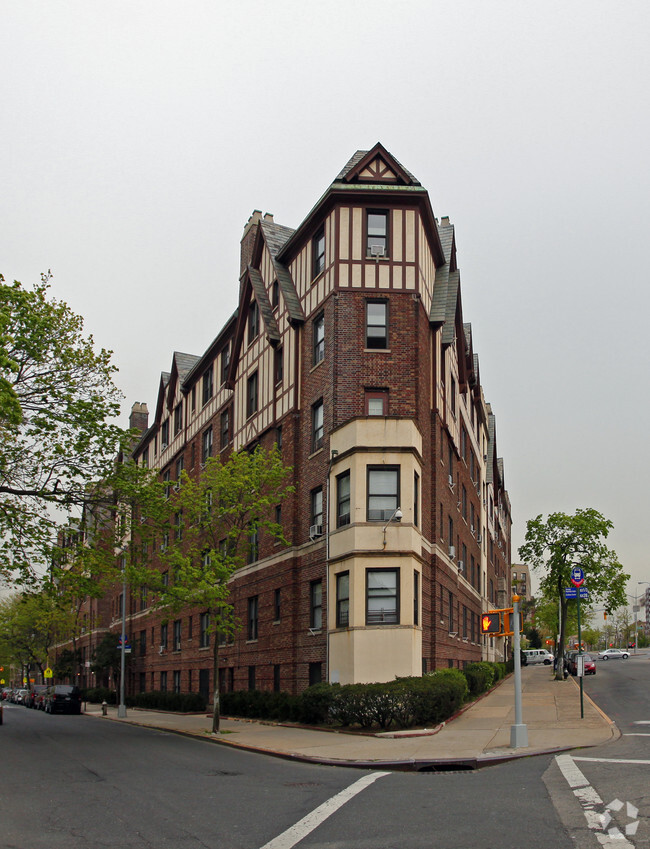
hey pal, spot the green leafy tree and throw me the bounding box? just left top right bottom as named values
left=0, top=591, right=68, bottom=681
left=129, top=446, right=293, bottom=732
left=519, top=509, right=628, bottom=679
left=0, top=273, right=129, bottom=585
left=91, top=631, right=130, bottom=690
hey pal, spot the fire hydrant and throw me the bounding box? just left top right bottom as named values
left=101, top=700, right=108, bottom=716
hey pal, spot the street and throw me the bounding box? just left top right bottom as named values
left=2, top=657, right=650, bottom=849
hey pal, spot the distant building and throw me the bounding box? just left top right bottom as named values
left=511, top=563, right=532, bottom=602
left=64, top=144, right=513, bottom=698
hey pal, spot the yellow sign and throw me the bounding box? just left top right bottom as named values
left=44, top=667, right=53, bottom=679
left=0, top=679, right=4, bottom=685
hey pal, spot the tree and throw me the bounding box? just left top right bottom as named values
left=0, top=273, right=128, bottom=585
left=0, top=591, right=68, bottom=681
left=129, top=445, right=293, bottom=732
left=519, top=509, right=628, bottom=679
left=91, top=631, right=130, bottom=690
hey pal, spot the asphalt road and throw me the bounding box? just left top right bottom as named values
left=543, top=651, right=650, bottom=849
left=1, top=702, right=574, bottom=849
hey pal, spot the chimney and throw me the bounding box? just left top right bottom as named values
left=440, top=216, right=450, bottom=227
left=129, top=402, right=149, bottom=434
left=240, top=210, right=263, bottom=276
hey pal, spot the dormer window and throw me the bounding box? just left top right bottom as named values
left=248, top=301, right=259, bottom=344
left=271, top=280, right=279, bottom=309
left=312, top=225, right=325, bottom=279
left=367, top=210, right=389, bottom=257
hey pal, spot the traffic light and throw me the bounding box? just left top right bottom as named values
left=604, top=612, right=607, bottom=621
left=481, top=612, right=501, bottom=634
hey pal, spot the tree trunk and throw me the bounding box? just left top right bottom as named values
left=211, top=617, right=220, bottom=733
left=556, top=594, right=567, bottom=680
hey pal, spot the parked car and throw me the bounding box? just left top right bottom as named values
left=43, top=685, right=82, bottom=714
left=567, top=652, right=596, bottom=675
left=522, top=649, right=554, bottom=665
left=24, top=684, right=48, bottom=709
left=13, top=688, right=29, bottom=705
left=598, top=648, right=629, bottom=660
left=1, top=687, right=11, bottom=700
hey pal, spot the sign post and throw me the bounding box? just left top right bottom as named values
left=570, top=566, right=585, bottom=719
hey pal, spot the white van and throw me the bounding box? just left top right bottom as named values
left=522, top=649, right=554, bottom=665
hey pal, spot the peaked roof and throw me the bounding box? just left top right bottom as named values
left=259, top=220, right=304, bottom=326
left=336, top=142, right=420, bottom=185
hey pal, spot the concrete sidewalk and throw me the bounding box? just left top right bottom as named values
left=83, top=667, right=618, bottom=770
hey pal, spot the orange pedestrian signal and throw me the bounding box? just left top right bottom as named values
left=481, top=612, right=501, bottom=634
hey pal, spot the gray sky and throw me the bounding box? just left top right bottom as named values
left=3, top=1, right=649, bottom=602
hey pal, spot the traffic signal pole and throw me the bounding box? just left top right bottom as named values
left=510, top=595, right=528, bottom=748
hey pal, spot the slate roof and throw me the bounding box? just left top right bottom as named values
left=174, top=352, right=201, bottom=379
left=430, top=220, right=455, bottom=325
left=260, top=220, right=305, bottom=325
left=335, top=148, right=421, bottom=185
left=248, top=266, right=280, bottom=344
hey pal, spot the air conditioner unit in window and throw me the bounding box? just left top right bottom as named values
left=458, top=560, right=465, bottom=572
left=448, top=475, right=455, bottom=489
left=476, top=533, right=482, bottom=543
left=158, top=646, right=165, bottom=655
left=162, top=442, right=168, bottom=450
left=309, top=524, right=323, bottom=540
left=370, top=244, right=385, bottom=257
left=173, top=484, right=180, bottom=492
left=448, top=545, right=455, bottom=559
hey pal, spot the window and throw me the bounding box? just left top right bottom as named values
left=160, top=671, right=168, bottom=693
left=202, top=427, right=213, bottom=464
left=367, top=466, right=399, bottom=521
left=173, top=670, right=181, bottom=694
left=365, top=389, right=388, bottom=416
left=311, top=487, right=323, bottom=531
left=175, top=454, right=184, bottom=482
left=448, top=590, right=454, bottom=631
left=366, top=569, right=399, bottom=624
left=199, top=613, right=210, bottom=648
left=141, top=446, right=148, bottom=468
left=366, top=300, right=388, bottom=349
left=462, top=485, right=468, bottom=520
left=161, top=419, right=169, bottom=448
left=248, top=596, right=259, bottom=641
left=161, top=570, right=169, bottom=587
left=312, top=225, right=325, bottom=278
left=160, top=623, right=168, bottom=650
left=271, top=279, right=279, bottom=309
left=273, top=664, right=281, bottom=692
left=248, top=666, right=256, bottom=691
left=276, top=425, right=283, bottom=450
left=220, top=408, right=230, bottom=450
left=191, top=386, right=196, bottom=413
left=414, top=571, right=419, bottom=626
left=366, top=210, right=389, bottom=256
left=414, top=472, right=419, bottom=527
left=274, top=345, right=283, bottom=384
left=337, top=471, right=351, bottom=527
left=309, top=662, right=323, bottom=686
left=188, top=616, right=193, bottom=639
left=336, top=571, right=349, bottom=627
left=163, top=469, right=171, bottom=499
left=450, top=376, right=456, bottom=417
left=310, top=580, right=322, bottom=630
left=312, top=399, right=324, bottom=452
left=248, top=300, right=259, bottom=344
left=139, top=629, right=146, bottom=656
left=139, top=672, right=146, bottom=693
left=274, top=588, right=281, bottom=622
left=174, top=403, right=183, bottom=436
left=173, top=619, right=181, bottom=651
left=313, top=312, right=325, bottom=364
left=174, top=512, right=182, bottom=541
left=221, top=343, right=230, bottom=385
left=247, top=371, right=258, bottom=418
left=202, top=367, right=213, bottom=406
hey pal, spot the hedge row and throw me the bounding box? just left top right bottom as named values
left=83, top=687, right=207, bottom=713
left=222, top=662, right=506, bottom=730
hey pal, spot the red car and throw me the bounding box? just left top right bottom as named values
left=568, top=652, right=596, bottom=675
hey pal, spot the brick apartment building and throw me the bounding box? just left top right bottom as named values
left=73, top=144, right=513, bottom=699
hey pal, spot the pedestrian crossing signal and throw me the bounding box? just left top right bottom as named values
left=481, top=612, right=501, bottom=634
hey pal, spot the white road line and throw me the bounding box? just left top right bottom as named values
left=623, top=733, right=650, bottom=736
left=555, top=755, right=635, bottom=848
left=632, top=721, right=650, bottom=725
left=574, top=756, right=650, bottom=765
left=259, top=771, right=390, bottom=849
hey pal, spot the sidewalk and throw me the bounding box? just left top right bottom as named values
left=83, top=667, right=619, bottom=770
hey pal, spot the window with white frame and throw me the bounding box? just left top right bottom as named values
left=202, top=367, right=213, bottom=406
left=202, top=427, right=213, bottom=464
left=312, top=226, right=325, bottom=278
left=247, top=371, right=258, bottom=418
left=310, top=580, right=322, bottom=630
left=337, top=471, right=351, bottom=527
left=367, top=466, right=399, bottom=521
left=313, top=312, right=324, bottom=364
left=312, top=399, right=324, bottom=452
left=336, top=571, right=349, bottom=627
left=366, top=210, right=389, bottom=256
left=365, top=300, right=388, bottom=349
left=248, top=300, right=259, bottom=344
left=366, top=568, right=399, bottom=624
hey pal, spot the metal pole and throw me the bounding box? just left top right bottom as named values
left=510, top=595, right=528, bottom=748
left=117, top=562, right=127, bottom=718
left=577, top=592, right=583, bottom=719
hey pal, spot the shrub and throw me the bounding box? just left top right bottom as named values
left=463, top=662, right=496, bottom=696
left=125, top=690, right=207, bottom=712
left=299, top=682, right=338, bottom=725
left=82, top=687, right=116, bottom=705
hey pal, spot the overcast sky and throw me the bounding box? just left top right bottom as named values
left=3, top=2, right=649, bottom=603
